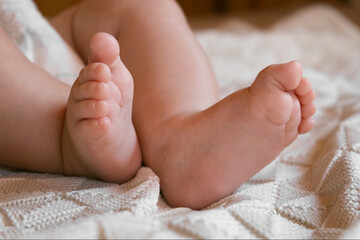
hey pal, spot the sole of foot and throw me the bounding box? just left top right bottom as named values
left=147, top=61, right=316, bottom=209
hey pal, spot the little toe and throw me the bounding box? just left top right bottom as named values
left=298, top=90, right=315, bottom=106
left=301, top=102, right=316, bottom=119
left=74, top=81, right=109, bottom=101
left=298, top=118, right=314, bottom=134
left=71, top=100, right=109, bottom=120
left=78, top=63, right=111, bottom=84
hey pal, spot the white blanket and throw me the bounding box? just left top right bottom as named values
left=0, top=0, right=359, bottom=238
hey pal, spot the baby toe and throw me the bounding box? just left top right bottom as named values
left=78, top=63, right=111, bottom=84
left=72, top=99, right=109, bottom=120
left=295, top=77, right=312, bottom=96
left=261, top=61, right=303, bottom=91
left=74, top=81, right=109, bottom=101
left=298, top=118, right=314, bottom=134
left=90, top=32, right=120, bottom=67
left=298, top=89, right=315, bottom=106
left=301, top=102, right=316, bottom=119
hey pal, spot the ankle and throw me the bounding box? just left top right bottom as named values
left=139, top=110, right=199, bottom=164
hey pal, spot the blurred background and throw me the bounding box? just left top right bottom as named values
left=34, top=0, right=360, bottom=28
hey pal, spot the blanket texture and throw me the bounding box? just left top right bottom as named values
left=0, top=0, right=360, bottom=238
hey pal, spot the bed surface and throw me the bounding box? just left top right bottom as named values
left=0, top=0, right=360, bottom=238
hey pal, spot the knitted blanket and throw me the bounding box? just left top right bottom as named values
left=0, top=1, right=359, bottom=238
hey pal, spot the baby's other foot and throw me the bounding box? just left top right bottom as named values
left=150, top=61, right=316, bottom=209
left=62, top=32, right=141, bottom=182
left=248, top=61, right=316, bottom=147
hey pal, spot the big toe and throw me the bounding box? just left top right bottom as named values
left=256, top=61, right=303, bottom=91
left=89, top=32, right=134, bottom=107
left=89, top=32, right=120, bottom=67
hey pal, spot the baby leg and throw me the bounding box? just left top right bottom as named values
left=0, top=28, right=69, bottom=173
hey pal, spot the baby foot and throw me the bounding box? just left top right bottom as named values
left=148, top=61, right=316, bottom=209
left=61, top=32, right=141, bottom=182
left=248, top=61, right=316, bottom=147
